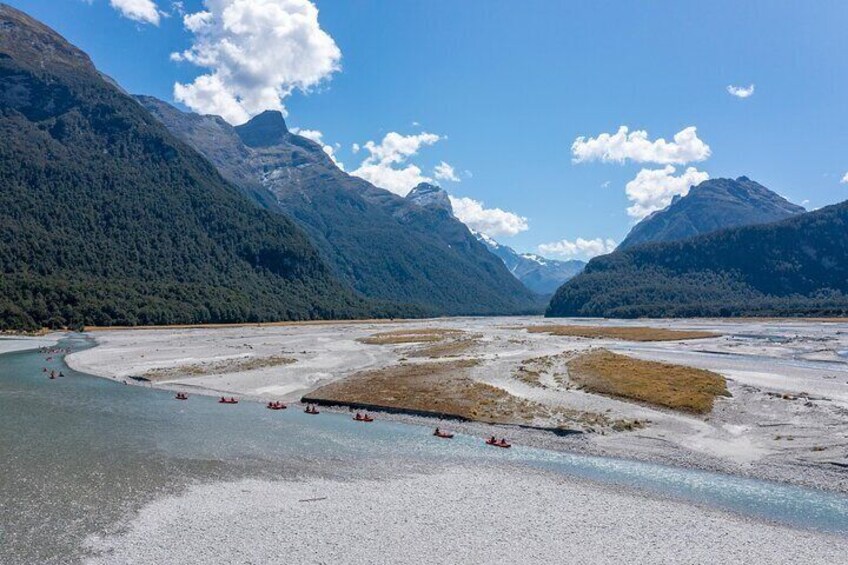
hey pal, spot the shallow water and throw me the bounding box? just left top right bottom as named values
left=2, top=334, right=848, bottom=562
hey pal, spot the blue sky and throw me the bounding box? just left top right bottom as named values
left=8, top=0, right=848, bottom=258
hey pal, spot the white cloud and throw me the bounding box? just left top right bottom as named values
left=349, top=132, right=442, bottom=196
left=434, top=161, right=460, bottom=182
left=841, top=172, right=848, bottom=184
left=625, top=165, right=709, bottom=219
left=727, top=84, right=755, bottom=99
left=538, top=238, right=617, bottom=260
left=110, top=0, right=161, bottom=24
left=172, top=0, right=341, bottom=124
left=449, top=196, right=528, bottom=237
left=352, top=163, right=431, bottom=196
left=571, top=126, right=711, bottom=165
left=290, top=127, right=344, bottom=170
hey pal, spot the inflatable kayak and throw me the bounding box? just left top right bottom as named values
left=433, top=431, right=454, bottom=439
left=218, top=398, right=239, bottom=404
left=353, top=416, right=374, bottom=422
left=485, top=439, right=511, bottom=448
left=266, top=402, right=287, bottom=410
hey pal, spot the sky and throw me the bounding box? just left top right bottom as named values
left=8, top=0, right=848, bottom=259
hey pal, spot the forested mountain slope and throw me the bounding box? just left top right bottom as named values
left=548, top=200, right=848, bottom=318
left=139, top=97, right=541, bottom=315
left=0, top=4, right=389, bottom=330
left=619, top=177, right=805, bottom=250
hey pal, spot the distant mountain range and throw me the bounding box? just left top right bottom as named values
left=547, top=181, right=848, bottom=318
left=474, top=233, right=585, bottom=295
left=136, top=98, right=541, bottom=315
left=619, top=176, right=805, bottom=250
left=0, top=4, right=388, bottom=330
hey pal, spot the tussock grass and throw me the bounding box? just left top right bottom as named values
left=358, top=328, right=465, bottom=345
left=525, top=325, right=718, bottom=342
left=308, top=359, right=640, bottom=432
left=143, top=355, right=295, bottom=381
left=308, top=360, right=534, bottom=424
left=567, top=349, right=729, bottom=414
left=407, top=335, right=481, bottom=358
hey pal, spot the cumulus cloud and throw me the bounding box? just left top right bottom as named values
left=841, top=172, right=848, bottom=184
left=171, top=0, right=342, bottom=124
left=625, top=165, right=709, bottom=219
left=434, top=161, right=460, bottom=182
left=290, top=127, right=344, bottom=170
left=538, top=238, right=617, bottom=260
left=110, top=0, right=161, bottom=24
left=449, top=196, right=529, bottom=237
left=727, top=84, right=755, bottom=99
left=350, top=132, right=442, bottom=196
left=571, top=126, right=711, bottom=165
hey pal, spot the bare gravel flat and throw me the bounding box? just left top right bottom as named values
left=83, top=466, right=848, bottom=565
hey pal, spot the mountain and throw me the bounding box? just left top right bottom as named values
left=475, top=233, right=585, bottom=296
left=547, top=200, right=848, bottom=318
left=618, top=177, right=805, bottom=250
left=0, top=4, right=393, bottom=330
left=138, top=97, right=541, bottom=315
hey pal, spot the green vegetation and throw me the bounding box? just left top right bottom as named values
left=0, top=6, right=412, bottom=330
left=547, top=200, right=848, bottom=318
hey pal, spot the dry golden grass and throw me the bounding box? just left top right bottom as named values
left=407, top=335, right=481, bottom=358
left=307, top=360, right=533, bottom=424
left=358, top=328, right=464, bottom=345
left=525, top=325, right=718, bottom=342
left=307, top=359, right=641, bottom=431
left=567, top=349, right=729, bottom=414
left=143, top=355, right=295, bottom=381
left=514, top=354, right=556, bottom=387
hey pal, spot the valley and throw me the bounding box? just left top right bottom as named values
left=67, top=316, right=848, bottom=492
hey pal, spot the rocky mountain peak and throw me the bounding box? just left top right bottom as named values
left=234, top=110, right=289, bottom=148
left=618, top=176, right=805, bottom=250
left=406, top=183, right=453, bottom=214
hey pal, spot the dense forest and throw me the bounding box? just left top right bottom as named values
left=547, top=200, right=848, bottom=318
left=0, top=6, right=412, bottom=331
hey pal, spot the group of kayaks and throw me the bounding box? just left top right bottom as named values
left=44, top=368, right=65, bottom=379
left=179, top=395, right=511, bottom=447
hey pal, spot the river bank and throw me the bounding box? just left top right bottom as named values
left=65, top=316, right=848, bottom=493
left=84, top=466, right=847, bottom=565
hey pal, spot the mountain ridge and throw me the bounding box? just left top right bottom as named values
left=475, top=233, right=585, bottom=296
left=138, top=96, right=542, bottom=315
left=619, top=176, right=805, bottom=250
left=547, top=198, right=848, bottom=318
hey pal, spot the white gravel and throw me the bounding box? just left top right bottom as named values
left=0, top=335, right=60, bottom=355
left=83, top=466, right=848, bottom=565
